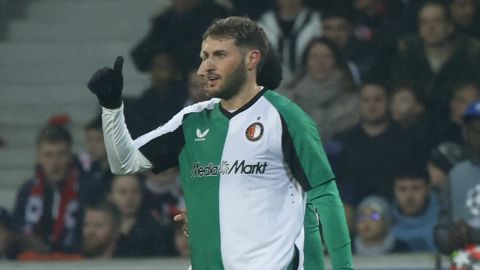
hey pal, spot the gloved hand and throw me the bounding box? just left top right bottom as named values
left=87, top=56, right=124, bottom=109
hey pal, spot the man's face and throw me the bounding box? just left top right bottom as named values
left=419, top=4, right=453, bottom=46
left=322, top=17, right=352, bottom=49
left=197, top=37, right=248, bottom=100
left=85, top=129, right=106, bottom=164
left=394, top=178, right=429, bottom=216
left=360, top=84, right=388, bottom=124
left=109, top=176, right=142, bottom=217
left=306, top=43, right=337, bottom=82
left=464, top=119, right=480, bottom=157
left=450, top=85, right=480, bottom=123
left=150, top=54, right=176, bottom=90
left=450, top=0, right=475, bottom=27
left=390, top=89, right=423, bottom=124
left=82, top=209, right=117, bottom=258
left=36, top=141, right=71, bottom=183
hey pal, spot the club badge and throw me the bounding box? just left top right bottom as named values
left=245, top=122, right=264, bottom=141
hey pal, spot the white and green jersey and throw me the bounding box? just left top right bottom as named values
left=102, top=88, right=351, bottom=270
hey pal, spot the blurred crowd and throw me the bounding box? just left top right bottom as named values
left=1, top=0, right=480, bottom=264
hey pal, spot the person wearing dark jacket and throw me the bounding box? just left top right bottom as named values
left=124, top=49, right=188, bottom=139
left=130, top=0, right=229, bottom=75
left=392, top=1, right=480, bottom=123
left=13, top=124, right=89, bottom=253
left=108, top=174, right=175, bottom=257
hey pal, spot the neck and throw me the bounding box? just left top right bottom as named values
left=220, top=80, right=261, bottom=111
left=362, top=121, right=389, bottom=137
left=120, top=215, right=137, bottom=235
left=45, top=174, right=64, bottom=185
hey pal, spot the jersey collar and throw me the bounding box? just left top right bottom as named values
left=219, top=87, right=268, bottom=119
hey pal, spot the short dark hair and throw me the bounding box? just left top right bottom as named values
left=203, top=16, right=270, bottom=72
left=36, top=124, right=72, bottom=147
left=393, top=165, right=430, bottom=184
left=392, top=83, right=426, bottom=106
left=85, top=201, right=121, bottom=228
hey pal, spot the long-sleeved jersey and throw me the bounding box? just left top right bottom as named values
left=102, top=88, right=353, bottom=270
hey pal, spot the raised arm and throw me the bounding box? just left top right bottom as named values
left=88, top=56, right=152, bottom=174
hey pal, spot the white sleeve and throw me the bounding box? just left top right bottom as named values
left=102, top=104, right=153, bottom=174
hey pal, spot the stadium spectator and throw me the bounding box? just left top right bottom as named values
left=434, top=101, right=480, bottom=254
left=332, top=82, right=412, bottom=205
left=143, top=168, right=184, bottom=228
left=392, top=1, right=480, bottom=123
left=449, top=0, right=480, bottom=38
left=391, top=167, right=440, bottom=252
left=436, top=82, right=480, bottom=144
left=257, top=0, right=322, bottom=83
left=427, top=141, right=468, bottom=192
left=352, top=0, right=398, bottom=83
left=79, top=115, right=112, bottom=203
left=13, top=124, right=87, bottom=253
left=130, top=0, right=229, bottom=75
left=354, top=195, right=410, bottom=255
left=184, top=70, right=210, bottom=106
left=108, top=174, right=175, bottom=257
left=383, top=0, right=424, bottom=37
left=390, top=84, right=435, bottom=164
left=124, top=50, right=188, bottom=138
left=0, top=207, right=30, bottom=260
left=321, top=7, right=377, bottom=84
left=390, top=85, right=425, bottom=129
left=81, top=201, right=120, bottom=259
left=281, top=37, right=359, bottom=142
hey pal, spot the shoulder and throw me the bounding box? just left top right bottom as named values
left=18, top=179, right=35, bottom=193
left=449, top=160, right=476, bottom=178
left=133, top=99, right=219, bottom=148
left=263, top=90, right=313, bottom=125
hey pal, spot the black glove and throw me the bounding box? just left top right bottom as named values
left=87, top=56, right=124, bottom=109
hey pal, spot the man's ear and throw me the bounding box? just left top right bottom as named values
left=246, top=50, right=261, bottom=71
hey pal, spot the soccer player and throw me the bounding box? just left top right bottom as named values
left=88, top=16, right=352, bottom=270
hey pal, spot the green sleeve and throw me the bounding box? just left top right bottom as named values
left=307, top=180, right=353, bottom=270
left=303, top=202, right=325, bottom=270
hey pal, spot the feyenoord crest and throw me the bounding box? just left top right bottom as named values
left=245, top=122, right=263, bottom=141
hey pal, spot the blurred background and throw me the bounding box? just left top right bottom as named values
left=1, top=0, right=480, bottom=269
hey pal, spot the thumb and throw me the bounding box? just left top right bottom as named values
left=113, top=56, right=124, bottom=73
left=173, top=214, right=184, bottom=222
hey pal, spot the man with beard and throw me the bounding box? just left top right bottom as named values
left=87, top=17, right=352, bottom=269
left=81, top=202, right=121, bottom=258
